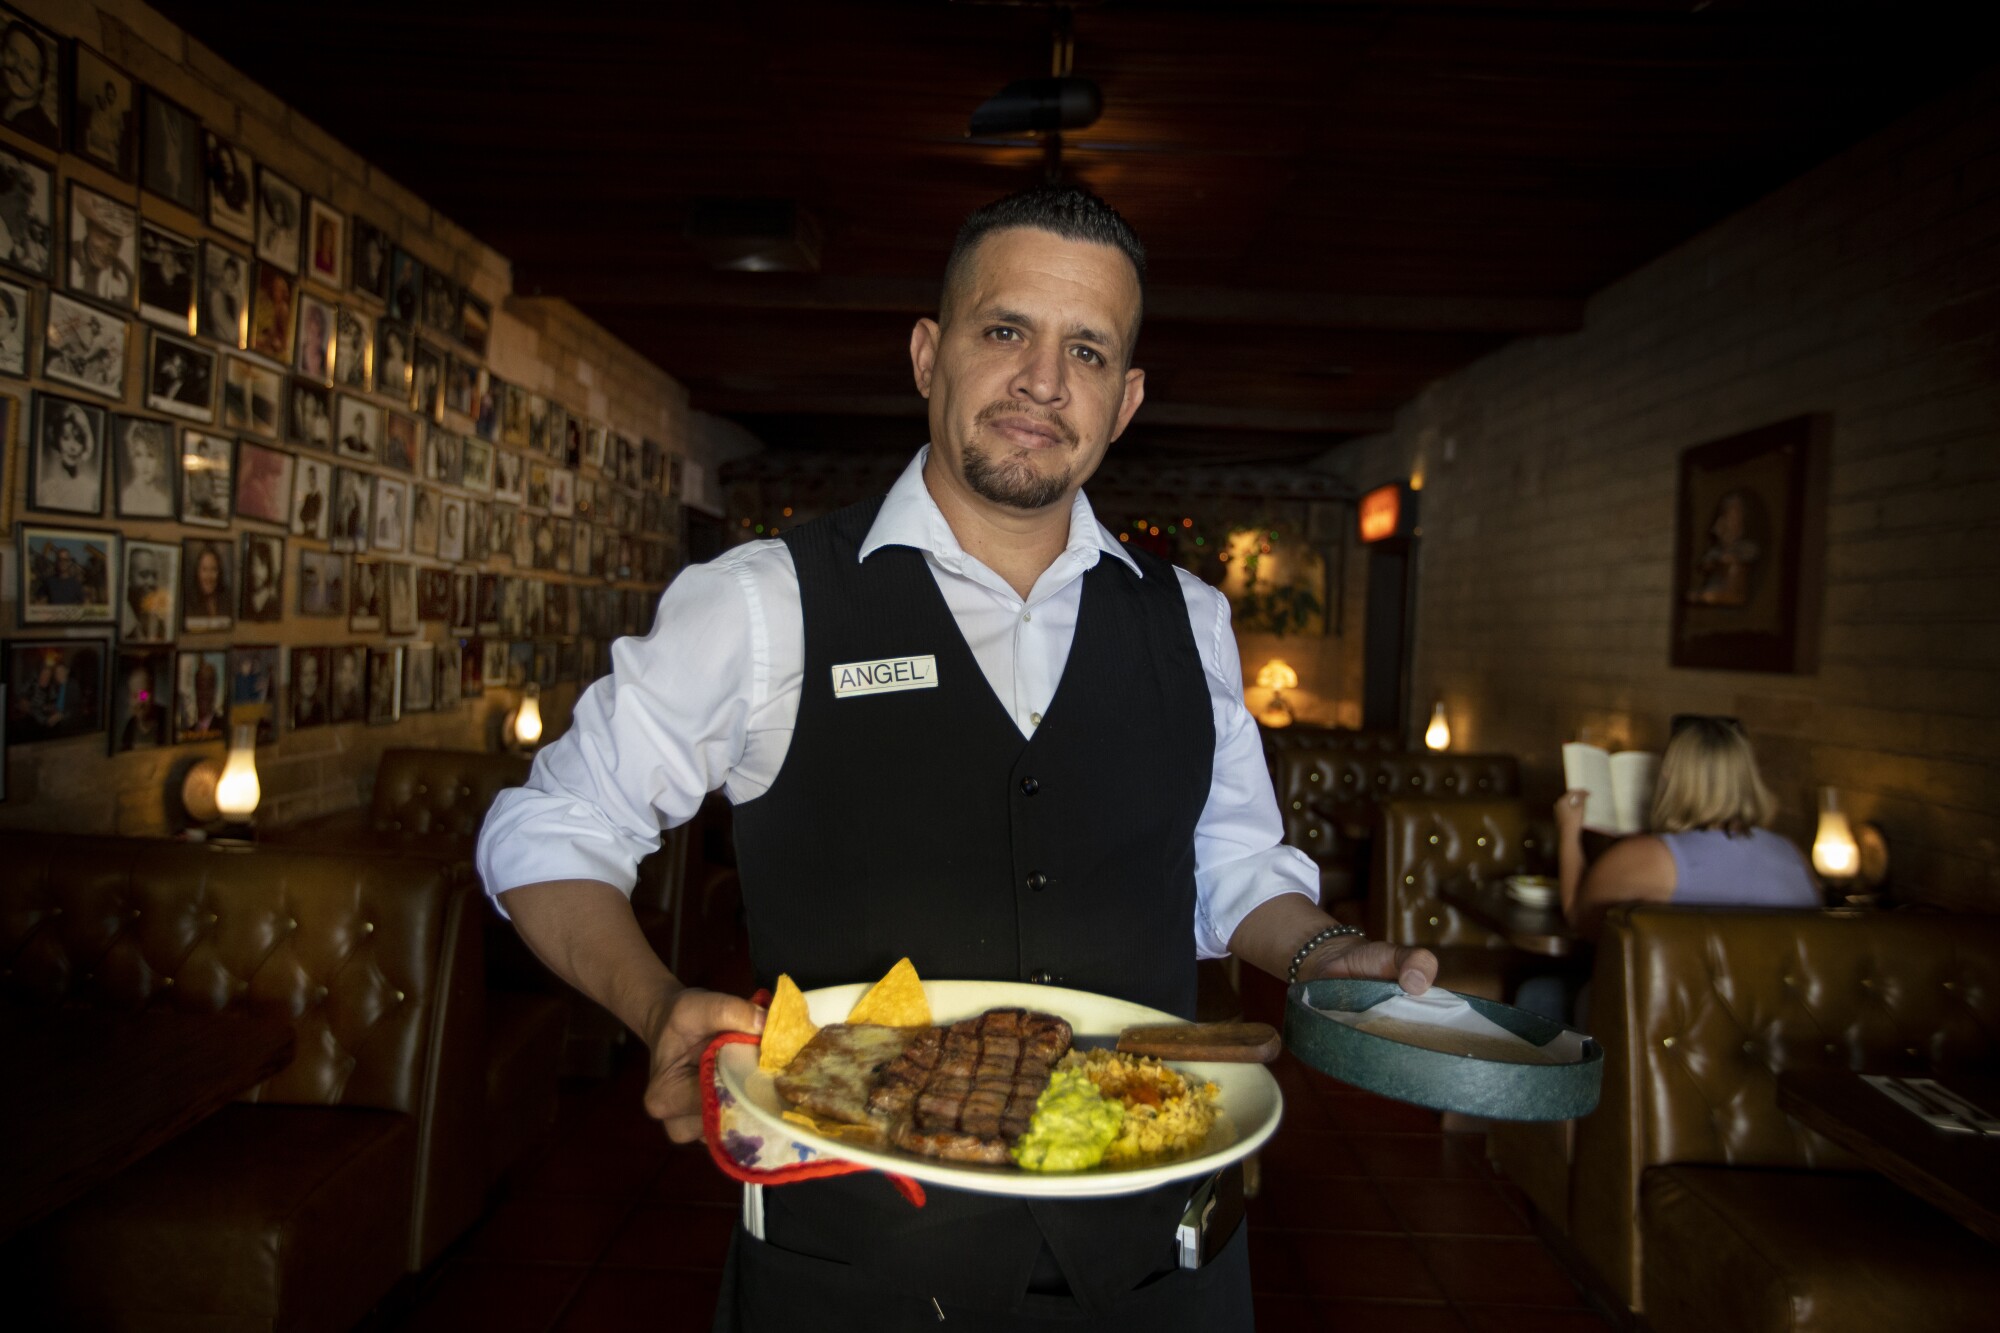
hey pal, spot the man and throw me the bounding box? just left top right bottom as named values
left=70, top=192, right=133, bottom=303
left=477, top=188, right=1437, bottom=1330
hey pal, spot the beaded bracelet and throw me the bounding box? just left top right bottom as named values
left=1287, top=924, right=1365, bottom=984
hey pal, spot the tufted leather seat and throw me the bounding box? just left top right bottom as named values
left=1270, top=747, right=1519, bottom=908
left=0, top=832, right=485, bottom=1331
left=1365, top=796, right=1551, bottom=1000
left=1558, top=904, right=2000, bottom=1329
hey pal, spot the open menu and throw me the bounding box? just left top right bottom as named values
left=1561, top=743, right=1660, bottom=836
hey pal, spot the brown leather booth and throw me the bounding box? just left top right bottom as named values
left=1271, top=747, right=1519, bottom=909
left=1359, top=793, right=1549, bottom=1001
left=1525, top=905, right=2000, bottom=1331
left=0, top=832, right=485, bottom=1332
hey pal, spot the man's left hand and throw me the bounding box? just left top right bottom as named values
left=1300, top=936, right=1439, bottom=995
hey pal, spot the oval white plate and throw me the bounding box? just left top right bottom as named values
left=715, top=980, right=1285, bottom=1199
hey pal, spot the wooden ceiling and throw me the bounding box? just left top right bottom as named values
left=154, top=1, right=1990, bottom=464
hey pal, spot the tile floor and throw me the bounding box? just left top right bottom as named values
left=372, top=970, right=1619, bottom=1332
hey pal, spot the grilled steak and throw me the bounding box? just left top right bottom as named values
left=887, top=1008, right=1073, bottom=1164
left=774, top=1023, right=931, bottom=1126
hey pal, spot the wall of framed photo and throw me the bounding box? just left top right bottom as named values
left=0, top=2, right=704, bottom=833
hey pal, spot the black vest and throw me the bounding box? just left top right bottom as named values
left=726, top=497, right=1217, bottom=1314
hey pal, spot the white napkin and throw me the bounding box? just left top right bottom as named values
left=1315, top=988, right=1587, bottom=1064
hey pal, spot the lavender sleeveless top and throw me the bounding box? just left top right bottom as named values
left=1660, top=828, right=1820, bottom=907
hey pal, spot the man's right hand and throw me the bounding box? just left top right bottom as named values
left=640, top=985, right=767, bottom=1143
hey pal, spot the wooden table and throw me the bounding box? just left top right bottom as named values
left=0, top=1006, right=296, bottom=1241
left=1440, top=878, right=1578, bottom=957
left=1776, top=1070, right=2000, bottom=1245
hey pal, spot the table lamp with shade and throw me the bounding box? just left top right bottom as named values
left=506, top=683, right=544, bottom=755
left=180, top=724, right=262, bottom=840
left=1255, top=659, right=1297, bottom=728
left=1812, top=786, right=1889, bottom=904
left=1423, top=701, right=1451, bottom=751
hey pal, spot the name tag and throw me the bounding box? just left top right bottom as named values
left=831, top=654, right=938, bottom=699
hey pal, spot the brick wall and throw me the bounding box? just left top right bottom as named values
left=0, top=0, right=703, bottom=835
left=1330, top=73, right=2000, bottom=911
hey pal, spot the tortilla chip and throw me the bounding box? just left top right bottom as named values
left=844, top=957, right=930, bottom=1028
left=757, top=973, right=817, bottom=1073
left=783, top=1108, right=886, bottom=1146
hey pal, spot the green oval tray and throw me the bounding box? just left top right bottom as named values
left=1284, top=980, right=1602, bottom=1121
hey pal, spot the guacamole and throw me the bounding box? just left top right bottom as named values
left=1012, top=1068, right=1125, bottom=1172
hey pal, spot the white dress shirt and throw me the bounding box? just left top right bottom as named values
left=477, top=448, right=1318, bottom=960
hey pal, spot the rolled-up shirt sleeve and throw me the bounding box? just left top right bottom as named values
left=1176, top=569, right=1320, bottom=959
left=475, top=545, right=776, bottom=915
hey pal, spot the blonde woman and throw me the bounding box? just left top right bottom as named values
left=1557, top=716, right=1820, bottom=939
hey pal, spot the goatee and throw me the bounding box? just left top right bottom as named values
left=962, top=442, right=1072, bottom=511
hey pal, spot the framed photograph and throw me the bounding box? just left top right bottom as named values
left=139, top=88, right=201, bottom=213
left=348, top=556, right=383, bottom=632
left=333, top=307, right=371, bottom=392
left=0, top=143, right=55, bottom=278
left=197, top=241, right=249, bottom=347
left=335, top=393, right=381, bottom=461
left=331, top=466, right=371, bottom=551
left=18, top=524, right=116, bottom=625
left=69, top=45, right=135, bottom=179
left=375, top=317, right=412, bottom=401
left=349, top=215, right=388, bottom=301
left=233, top=439, right=293, bottom=526
left=298, top=548, right=343, bottom=616
left=436, top=639, right=462, bottom=710
left=386, top=562, right=416, bottom=634
left=420, top=268, right=457, bottom=339
left=372, top=474, right=410, bottom=552
left=178, top=428, right=233, bottom=528
left=286, top=376, right=331, bottom=449
left=459, top=292, right=489, bottom=355
left=527, top=394, right=549, bottom=453
left=295, top=290, right=335, bottom=382
left=289, top=645, right=328, bottom=730
left=42, top=291, right=127, bottom=400
left=255, top=167, right=302, bottom=274
left=502, top=381, right=529, bottom=446
left=388, top=248, right=421, bottom=322
left=571, top=519, right=590, bottom=574
left=460, top=638, right=484, bottom=698
left=112, top=414, right=176, bottom=518
left=291, top=454, right=330, bottom=538
left=549, top=403, right=570, bottom=463
left=551, top=467, right=576, bottom=517
left=228, top=644, right=278, bottom=743
left=575, top=476, right=597, bottom=519
left=481, top=637, right=507, bottom=686
left=248, top=263, right=296, bottom=363
left=383, top=411, right=418, bottom=474
left=460, top=436, right=493, bottom=493
left=366, top=645, right=402, bottom=724
left=531, top=514, right=556, bottom=570
left=423, top=426, right=460, bottom=486
left=584, top=423, right=607, bottom=470
left=328, top=645, right=367, bottom=724
left=476, top=574, right=500, bottom=635
left=444, top=355, right=477, bottom=416
left=564, top=414, right=583, bottom=469
left=306, top=198, right=345, bottom=288
left=525, top=462, right=550, bottom=512
left=138, top=220, right=198, bottom=331
left=110, top=646, right=172, bottom=752
left=120, top=539, right=178, bottom=644
left=27, top=392, right=105, bottom=515
left=488, top=503, right=516, bottom=567
left=467, top=499, right=490, bottom=562
left=416, top=566, right=451, bottom=621
left=403, top=641, right=435, bottom=713
left=145, top=331, right=216, bottom=422
left=202, top=130, right=254, bottom=241
left=6, top=636, right=108, bottom=744
left=450, top=572, right=476, bottom=634
left=66, top=181, right=136, bottom=308
left=221, top=355, right=280, bottom=437
left=475, top=373, right=501, bottom=441
left=239, top=533, right=284, bottom=622
left=410, top=485, right=440, bottom=557
left=1671, top=415, right=1828, bottom=674
left=411, top=341, right=442, bottom=419
left=507, top=640, right=533, bottom=688
left=438, top=496, right=468, bottom=562
left=171, top=647, right=227, bottom=742
left=493, top=448, right=525, bottom=504
left=180, top=535, right=233, bottom=633
left=0, top=7, right=62, bottom=149
left=553, top=519, right=573, bottom=574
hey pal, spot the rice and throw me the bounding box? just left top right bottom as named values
left=1058, top=1048, right=1221, bottom=1165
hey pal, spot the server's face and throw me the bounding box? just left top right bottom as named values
left=912, top=227, right=1143, bottom=514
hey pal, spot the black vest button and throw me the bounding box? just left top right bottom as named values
left=1020, top=777, right=1039, bottom=796
left=1026, top=870, right=1048, bottom=891
left=1029, top=970, right=1053, bottom=984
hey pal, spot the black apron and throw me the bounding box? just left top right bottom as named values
left=720, top=498, right=1246, bottom=1328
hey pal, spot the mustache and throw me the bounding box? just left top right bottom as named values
left=973, top=402, right=1077, bottom=446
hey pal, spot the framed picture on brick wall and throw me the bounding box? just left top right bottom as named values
left=0, top=7, right=63, bottom=151
left=0, top=142, right=55, bottom=279
left=68, top=45, right=135, bottom=181
left=6, top=636, right=108, bottom=744
left=139, top=88, right=202, bottom=214
left=65, top=183, right=137, bottom=310
left=307, top=199, right=345, bottom=288
left=203, top=131, right=254, bottom=242
left=255, top=167, right=303, bottom=274
left=1670, top=415, right=1828, bottom=674
left=0, top=275, right=31, bottom=376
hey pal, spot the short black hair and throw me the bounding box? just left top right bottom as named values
left=941, top=185, right=1147, bottom=345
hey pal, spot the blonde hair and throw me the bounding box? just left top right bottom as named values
left=1649, top=718, right=1777, bottom=835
